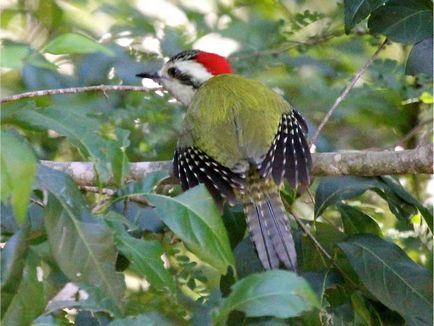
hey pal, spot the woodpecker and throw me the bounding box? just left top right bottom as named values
left=137, top=50, right=311, bottom=271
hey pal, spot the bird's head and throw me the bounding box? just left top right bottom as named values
left=136, top=50, right=233, bottom=106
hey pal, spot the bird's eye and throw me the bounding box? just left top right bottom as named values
left=167, top=67, right=179, bottom=77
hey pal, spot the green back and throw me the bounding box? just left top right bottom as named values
left=179, top=74, right=292, bottom=169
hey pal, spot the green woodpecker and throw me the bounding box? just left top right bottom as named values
left=137, top=50, right=311, bottom=271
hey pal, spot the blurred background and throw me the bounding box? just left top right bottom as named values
left=1, top=0, right=432, bottom=264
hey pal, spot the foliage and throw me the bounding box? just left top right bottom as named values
left=0, top=0, right=432, bottom=325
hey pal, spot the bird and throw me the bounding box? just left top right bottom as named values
left=137, top=50, right=311, bottom=271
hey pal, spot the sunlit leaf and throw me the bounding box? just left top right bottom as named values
left=145, top=185, right=234, bottom=274
left=111, top=225, right=175, bottom=293
left=45, top=33, right=114, bottom=56
left=339, top=234, right=433, bottom=325
left=0, top=45, right=29, bottom=69
left=214, top=270, right=318, bottom=325
left=5, top=103, right=129, bottom=185
left=0, top=130, right=37, bottom=224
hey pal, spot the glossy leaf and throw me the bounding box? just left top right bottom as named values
left=145, top=185, right=234, bottom=275
left=406, top=38, right=433, bottom=76
left=45, top=33, right=114, bottom=56
left=368, top=0, right=433, bottom=44
left=0, top=130, right=37, bottom=224
left=36, top=166, right=125, bottom=312
left=343, top=0, right=386, bottom=33
left=214, top=270, right=318, bottom=325
left=337, top=204, right=383, bottom=237
left=6, top=104, right=129, bottom=185
left=112, top=226, right=175, bottom=293
left=338, top=234, right=433, bottom=325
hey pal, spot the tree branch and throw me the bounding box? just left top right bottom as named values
left=309, top=38, right=388, bottom=147
left=0, top=85, right=159, bottom=103
left=40, top=144, right=433, bottom=187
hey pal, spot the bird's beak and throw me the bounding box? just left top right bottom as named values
left=136, top=71, right=161, bottom=82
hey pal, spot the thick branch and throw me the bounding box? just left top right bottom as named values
left=40, top=145, right=433, bottom=186
left=0, top=85, right=159, bottom=103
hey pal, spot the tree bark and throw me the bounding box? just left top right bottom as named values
left=40, top=144, right=433, bottom=186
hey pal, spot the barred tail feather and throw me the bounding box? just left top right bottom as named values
left=243, top=190, right=297, bottom=271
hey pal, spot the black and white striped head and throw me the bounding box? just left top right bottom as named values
left=137, top=50, right=233, bottom=106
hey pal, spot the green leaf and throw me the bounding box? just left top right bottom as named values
left=214, top=270, right=318, bottom=325
left=145, top=185, right=234, bottom=274
left=368, top=0, right=433, bottom=44
left=109, top=313, right=174, bottom=326
left=315, top=176, right=380, bottom=217
left=380, top=176, right=433, bottom=232
left=0, top=225, right=30, bottom=316
left=343, top=0, right=387, bottom=33
left=112, top=226, right=175, bottom=293
left=0, top=130, right=37, bottom=224
left=338, top=234, right=433, bottom=325
left=45, top=283, right=123, bottom=317
left=5, top=103, right=129, bottom=185
left=0, top=45, right=29, bottom=69
left=406, top=37, right=433, bottom=76
left=36, top=166, right=125, bottom=313
left=1, top=251, right=47, bottom=326
left=337, top=204, right=383, bottom=237
left=314, top=176, right=432, bottom=231
left=44, top=33, right=114, bottom=56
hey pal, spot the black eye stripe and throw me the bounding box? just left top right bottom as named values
left=167, top=67, right=180, bottom=77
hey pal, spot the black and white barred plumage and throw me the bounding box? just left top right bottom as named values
left=173, top=110, right=311, bottom=270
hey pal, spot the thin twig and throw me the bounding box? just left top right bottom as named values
left=309, top=38, right=388, bottom=147
left=394, top=118, right=433, bottom=148
left=290, top=210, right=360, bottom=289
left=79, top=185, right=151, bottom=206
left=0, top=85, right=159, bottom=103
left=231, top=30, right=344, bottom=60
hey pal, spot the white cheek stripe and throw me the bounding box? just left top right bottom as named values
left=175, top=61, right=213, bottom=82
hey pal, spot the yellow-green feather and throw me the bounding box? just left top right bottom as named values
left=179, top=74, right=291, bottom=169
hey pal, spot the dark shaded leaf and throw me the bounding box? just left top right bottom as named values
left=0, top=225, right=30, bottom=316
left=44, top=33, right=114, bottom=56
left=338, top=234, right=433, bottom=325
left=0, top=130, right=37, bottom=223
left=344, top=0, right=387, bottom=33
left=36, top=166, right=125, bottom=313
left=368, top=0, right=433, bottom=44
left=108, top=312, right=174, bottom=326
left=1, top=251, right=46, bottom=326
left=214, top=270, right=318, bottom=325
left=406, top=37, right=433, bottom=76
left=233, top=238, right=263, bottom=278
left=315, top=177, right=380, bottom=217
left=337, top=204, right=383, bottom=237
left=145, top=185, right=234, bottom=274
